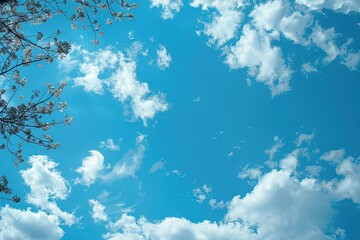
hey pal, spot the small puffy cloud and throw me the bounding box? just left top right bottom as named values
left=149, top=160, right=166, bottom=173
left=193, top=184, right=212, bottom=203
left=225, top=25, right=292, bottom=96
left=333, top=157, right=360, bottom=203
left=209, top=199, right=227, bottom=209
left=265, top=136, right=284, bottom=160
left=238, top=166, right=262, bottom=180
left=89, top=199, right=108, bottom=222
left=295, top=132, right=315, bottom=147
left=341, top=51, right=360, bottom=71
left=156, top=45, right=172, bottom=70
left=102, top=134, right=146, bottom=182
left=320, top=149, right=346, bottom=163
left=75, top=150, right=105, bottom=186
left=302, top=62, right=318, bottom=74
left=150, top=0, right=183, bottom=19
left=100, top=138, right=120, bottom=151
left=20, top=155, right=76, bottom=226
left=60, top=43, right=168, bottom=126
left=0, top=206, right=64, bottom=240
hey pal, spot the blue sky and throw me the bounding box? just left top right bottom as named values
left=1, top=0, right=360, bottom=239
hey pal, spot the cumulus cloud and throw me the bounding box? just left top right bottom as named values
left=190, top=0, right=360, bottom=95
left=0, top=206, right=64, bottom=240
left=102, top=134, right=146, bottom=182
left=60, top=43, right=168, bottom=126
left=156, top=45, right=172, bottom=70
left=150, top=0, right=183, bottom=19
left=251, top=0, right=312, bottom=44
left=89, top=199, right=108, bottom=222
left=98, top=143, right=360, bottom=240
left=296, top=0, right=360, bottom=14
left=225, top=25, right=292, bottom=96
left=329, top=156, right=360, bottom=203
left=20, top=155, right=76, bottom=225
left=191, top=0, right=245, bottom=47
left=75, top=150, right=105, bottom=186
left=103, top=214, right=254, bottom=240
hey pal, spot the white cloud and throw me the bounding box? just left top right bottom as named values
left=320, top=149, right=346, bottom=163
left=204, top=9, right=242, bottom=47
left=310, top=25, right=342, bottom=63
left=75, top=150, right=105, bottom=186
left=295, top=132, right=315, bottom=147
left=100, top=145, right=360, bottom=240
left=150, top=0, right=183, bottom=19
left=226, top=170, right=333, bottom=239
left=341, top=51, right=360, bottom=70
left=209, top=198, right=227, bottom=209
left=60, top=43, right=168, bottom=126
left=265, top=136, right=284, bottom=160
left=295, top=0, right=360, bottom=14
left=149, top=160, right=166, bottom=173
left=238, top=166, right=262, bottom=180
left=103, top=214, right=254, bottom=240
left=190, top=0, right=246, bottom=11
left=156, top=45, right=172, bottom=70
left=332, top=157, right=360, bottom=203
left=89, top=199, right=108, bottom=222
left=20, top=155, right=76, bottom=226
left=251, top=0, right=312, bottom=44
left=225, top=25, right=292, bottom=96
left=102, top=134, right=146, bottom=182
left=302, top=62, right=318, bottom=74
left=100, top=138, right=120, bottom=151
left=191, top=0, right=245, bottom=47
left=0, top=205, right=64, bottom=240
left=193, top=184, right=212, bottom=203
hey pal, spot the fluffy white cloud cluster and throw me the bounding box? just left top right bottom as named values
left=102, top=134, right=146, bottom=182
left=156, top=45, right=172, bottom=70
left=191, top=0, right=360, bottom=95
left=296, top=0, right=360, bottom=13
left=0, top=206, right=64, bottom=240
left=191, top=0, right=246, bottom=47
left=99, top=146, right=360, bottom=240
left=89, top=199, right=108, bottom=222
left=225, top=25, right=292, bottom=96
left=20, top=155, right=76, bottom=226
left=60, top=43, right=168, bottom=126
left=75, top=150, right=105, bottom=186
left=150, top=0, right=183, bottom=19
